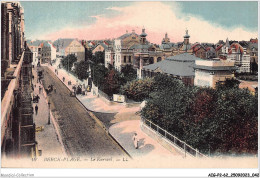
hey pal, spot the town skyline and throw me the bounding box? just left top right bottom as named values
left=21, top=1, right=258, bottom=43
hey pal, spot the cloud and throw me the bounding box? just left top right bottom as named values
left=42, top=2, right=257, bottom=44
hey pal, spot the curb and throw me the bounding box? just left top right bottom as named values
left=45, top=66, right=132, bottom=159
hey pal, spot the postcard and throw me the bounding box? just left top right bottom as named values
left=1, top=1, right=258, bottom=177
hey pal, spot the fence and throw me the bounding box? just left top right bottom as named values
left=141, top=118, right=207, bottom=158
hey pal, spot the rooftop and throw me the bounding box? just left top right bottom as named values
left=143, top=53, right=196, bottom=77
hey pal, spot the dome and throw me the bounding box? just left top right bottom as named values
left=140, top=28, right=147, bottom=37
left=184, top=29, right=190, bottom=38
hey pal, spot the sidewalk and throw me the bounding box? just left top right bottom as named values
left=32, top=66, right=66, bottom=157
left=46, top=61, right=182, bottom=159
left=109, top=120, right=183, bottom=160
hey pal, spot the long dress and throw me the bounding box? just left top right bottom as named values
left=133, top=135, right=139, bottom=149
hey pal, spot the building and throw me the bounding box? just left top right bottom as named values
left=112, top=29, right=141, bottom=71
left=1, top=2, right=25, bottom=77
left=53, top=38, right=74, bottom=57
left=105, top=29, right=194, bottom=78
left=38, top=41, right=56, bottom=64
left=194, top=58, right=237, bottom=88
left=247, top=39, right=258, bottom=73
left=1, top=2, right=36, bottom=158
left=28, top=40, right=47, bottom=66
left=179, top=30, right=192, bottom=54
left=92, top=43, right=108, bottom=54
left=142, top=53, right=197, bottom=86
left=65, top=39, right=85, bottom=62
left=227, top=43, right=250, bottom=73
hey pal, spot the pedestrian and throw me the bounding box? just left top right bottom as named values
left=54, top=87, right=56, bottom=93
left=132, top=133, right=139, bottom=149
left=35, top=105, right=38, bottom=115
left=39, top=86, right=42, bottom=94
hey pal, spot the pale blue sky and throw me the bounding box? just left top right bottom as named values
left=20, top=1, right=258, bottom=41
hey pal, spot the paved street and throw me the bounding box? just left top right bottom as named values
left=32, top=67, right=66, bottom=157
left=40, top=66, right=126, bottom=157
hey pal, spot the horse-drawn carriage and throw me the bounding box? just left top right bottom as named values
left=46, top=84, right=54, bottom=94
left=32, top=95, right=40, bottom=103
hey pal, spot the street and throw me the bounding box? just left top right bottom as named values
left=40, top=66, right=125, bottom=157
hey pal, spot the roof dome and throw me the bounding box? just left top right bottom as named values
left=140, top=28, right=147, bottom=37
left=184, top=29, right=190, bottom=38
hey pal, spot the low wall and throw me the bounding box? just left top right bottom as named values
left=141, top=122, right=190, bottom=158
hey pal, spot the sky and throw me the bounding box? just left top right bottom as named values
left=20, top=1, right=258, bottom=44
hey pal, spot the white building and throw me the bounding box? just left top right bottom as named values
left=194, top=58, right=237, bottom=88
left=227, top=43, right=250, bottom=73
left=105, top=49, right=115, bottom=68
left=28, top=40, right=47, bottom=66
left=219, top=39, right=251, bottom=73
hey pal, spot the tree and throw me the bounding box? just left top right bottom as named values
left=93, top=51, right=105, bottom=64
left=120, top=65, right=137, bottom=83
left=103, top=69, right=121, bottom=96
left=85, top=48, right=93, bottom=61
left=120, top=78, right=155, bottom=102
left=139, top=74, right=258, bottom=155
left=61, top=54, right=77, bottom=72
left=216, top=78, right=240, bottom=90
left=91, top=63, right=108, bottom=90
left=74, top=60, right=89, bottom=80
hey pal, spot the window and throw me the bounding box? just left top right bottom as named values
left=129, top=56, right=131, bottom=63
left=124, top=56, right=126, bottom=63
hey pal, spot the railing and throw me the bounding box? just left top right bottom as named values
left=141, top=118, right=207, bottom=158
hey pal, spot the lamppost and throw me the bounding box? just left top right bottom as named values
left=48, top=101, right=51, bottom=125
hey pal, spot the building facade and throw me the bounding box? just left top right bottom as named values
left=1, top=2, right=25, bottom=77
left=194, top=59, right=236, bottom=88
left=39, top=42, right=56, bottom=64
left=65, top=39, right=85, bottom=62
left=105, top=29, right=194, bottom=77
left=92, top=43, right=108, bottom=54
left=1, top=2, right=36, bottom=158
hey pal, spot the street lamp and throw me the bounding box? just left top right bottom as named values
left=48, top=101, right=51, bottom=125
